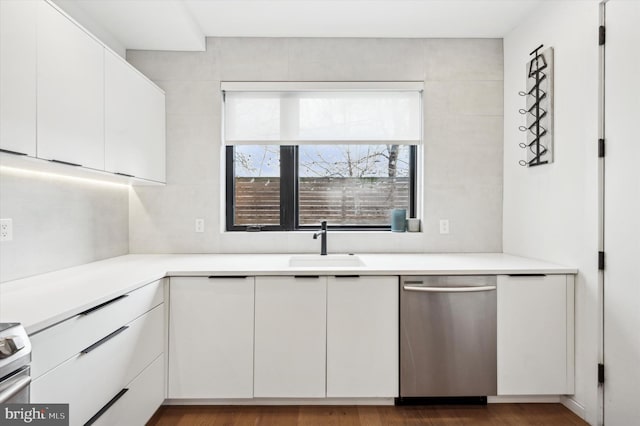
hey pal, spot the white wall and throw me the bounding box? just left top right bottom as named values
left=0, top=168, right=129, bottom=282
left=503, top=1, right=599, bottom=424
left=127, top=37, right=504, bottom=254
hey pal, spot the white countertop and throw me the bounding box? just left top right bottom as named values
left=0, top=253, right=577, bottom=334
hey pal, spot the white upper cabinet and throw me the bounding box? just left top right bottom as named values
left=0, top=0, right=37, bottom=156
left=36, top=1, right=105, bottom=170
left=2, top=0, right=165, bottom=182
left=105, top=51, right=166, bottom=182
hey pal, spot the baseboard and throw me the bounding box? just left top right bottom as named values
left=487, top=395, right=562, bottom=403
left=396, top=396, right=487, bottom=405
left=164, top=398, right=395, bottom=406
left=163, top=396, right=580, bottom=410
left=561, top=396, right=586, bottom=420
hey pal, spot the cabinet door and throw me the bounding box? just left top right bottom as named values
left=105, top=51, right=166, bottom=182
left=327, top=276, right=399, bottom=397
left=169, top=277, right=254, bottom=398
left=497, top=274, right=574, bottom=395
left=254, top=276, right=327, bottom=397
left=0, top=0, right=37, bottom=156
left=36, top=1, right=104, bottom=169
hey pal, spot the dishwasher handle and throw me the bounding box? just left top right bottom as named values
left=403, top=285, right=496, bottom=293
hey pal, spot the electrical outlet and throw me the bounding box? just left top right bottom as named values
left=0, top=219, right=13, bottom=242
left=439, top=219, right=450, bottom=235
left=195, top=218, right=205, bottom=233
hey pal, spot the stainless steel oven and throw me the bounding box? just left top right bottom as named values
left=400, top=276, right=497, bottom=399
left=0, top=323, right=32, bottom=403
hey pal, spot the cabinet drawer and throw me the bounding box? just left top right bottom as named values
left=91, top=354, right=165, bottom=426
left=30, top=280, right=163, bottom=379
left=31, top=304, right=164, bottom=426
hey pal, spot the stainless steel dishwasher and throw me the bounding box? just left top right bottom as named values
left=400, top=276, right=497, bottom=400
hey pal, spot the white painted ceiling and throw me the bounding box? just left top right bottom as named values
left=56, top=0, right=546, bottom=52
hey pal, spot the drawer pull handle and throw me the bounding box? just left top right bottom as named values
left=294, top=275, right=320, bottom=279
left=114, top=172, right=135, bottom=178
left=79, top=294, right=129, bottom=316
left=403, top=285, right=497, bottom=293
left=81, top=326, right=129, bottom=354
left=334, top=275, right=360, bottom=278
left=84, top=388, right=129, bottom=426
left=208, top=276, right=248, bottom=279
left=507, top=274, right=547, bottom=277
left=0, top=148, right=28, bottom=156
left=49, top=159, right=82, bottom=167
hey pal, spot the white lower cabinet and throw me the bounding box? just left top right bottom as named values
left=31, top=304, right=164, bottom=425
left=326, top=276, right=399, bottom=397
left=254, top=276, right=327, bottom=398
left=168, top=275, right=398, bottom=400
left=25, top=269, right=576, bottom=416
left=29, top=281, right=166, bottom=426
left=92, top=354, right=165, bottom=426
left=168, top=276, right=255, bottom=398
left=163, top=272, right=574, bottom=402
left=497, top=274, right=575, bottom=395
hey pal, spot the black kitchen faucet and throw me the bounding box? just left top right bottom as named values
left=312, top=221, right=328, bottom=256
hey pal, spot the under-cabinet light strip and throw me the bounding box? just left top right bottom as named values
left=0, top=166, right=130, bottom=189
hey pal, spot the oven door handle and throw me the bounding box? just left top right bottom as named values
left=0, top=375, right=31, bottom=403
left=403, top=285, right=497, bottom=293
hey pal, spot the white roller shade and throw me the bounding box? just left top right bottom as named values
left=223, top=83, right=422, bottom=145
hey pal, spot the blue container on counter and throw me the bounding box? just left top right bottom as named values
left=391, top=209, right=407, bottom=232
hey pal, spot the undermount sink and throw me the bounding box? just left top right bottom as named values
left=288, top=254, right=365, bottom=268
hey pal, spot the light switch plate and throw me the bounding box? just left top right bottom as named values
left=0, top=219, right=13, bottom=241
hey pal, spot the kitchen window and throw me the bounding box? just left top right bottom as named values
left=223, top=83, right=422, bottom=231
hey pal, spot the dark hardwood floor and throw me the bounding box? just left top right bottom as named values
left=148, top=404, right=588, bottom=425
